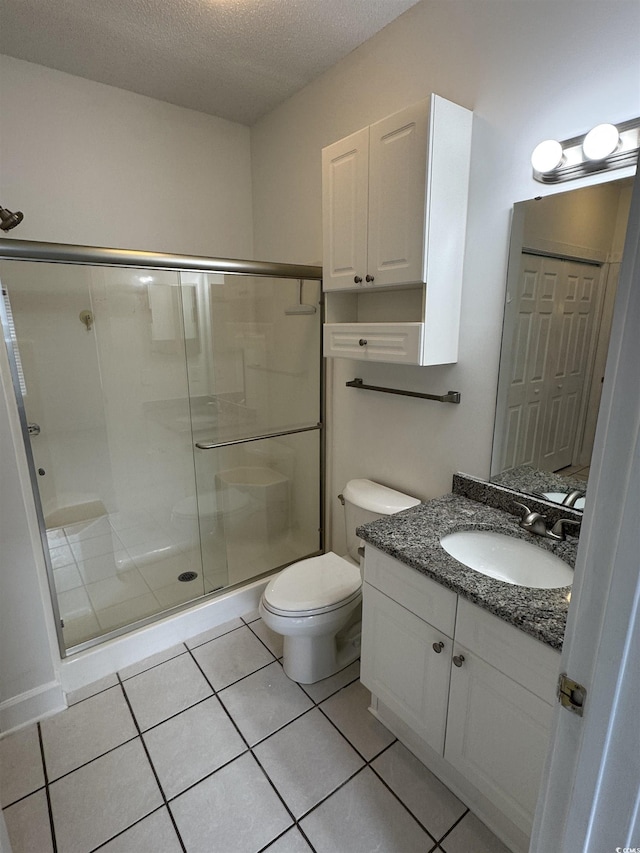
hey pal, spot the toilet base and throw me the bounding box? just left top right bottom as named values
left=282, top=625, right=361, bottom=684
left=259, top=596, right=362, bottom=684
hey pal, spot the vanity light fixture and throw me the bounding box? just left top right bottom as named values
left=531, top=139, right=564, bottom=174
left=582, top=123, right=620, bottom=161
left=531, top=116, right=640, bottom=183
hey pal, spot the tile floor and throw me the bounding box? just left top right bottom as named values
left=1, top=612, right=511, bottom=853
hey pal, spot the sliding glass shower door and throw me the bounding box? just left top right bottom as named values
left=184, top=274, right=322, bottom=588
left=1, top=257, right=322, bottom=654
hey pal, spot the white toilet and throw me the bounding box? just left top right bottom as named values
left=259, top=479, right=420, bottom=684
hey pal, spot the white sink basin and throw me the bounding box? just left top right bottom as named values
left=542, top=491, right=586, bottom=510
left=440, top=529, right=573, bottom=588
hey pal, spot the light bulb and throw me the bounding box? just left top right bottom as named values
left=531, top=139, right=564, bottom=173
left=582, top=123, right=619, bottom=161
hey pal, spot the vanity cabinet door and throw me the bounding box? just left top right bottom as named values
left=444, top=645, right=554, bottom=836
left=361, top=583, right=451, bottom=755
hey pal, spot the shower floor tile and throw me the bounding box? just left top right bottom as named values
left=49, top=510, right=208, bottom=648
left=3, top=613, right=512, bottom=853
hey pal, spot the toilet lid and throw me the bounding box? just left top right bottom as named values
left=172, top=488, right=249, bottom=520
left=263, top=552, right=362, bottom=612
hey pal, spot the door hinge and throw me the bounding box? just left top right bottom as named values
left=557, top=672, right=587, bottom=716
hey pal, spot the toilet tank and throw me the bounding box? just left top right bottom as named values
left=342, top=479, right=421, bottom=563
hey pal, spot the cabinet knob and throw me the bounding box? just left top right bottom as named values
left=354, top=276, right=363, bottom=284
left=453, top=654, right=465, bottom=668
left=358, top=339, right=368, bottom=347
left=365, top=274, right=375, bottom=282
left=432, top=641, right=445, bottom=654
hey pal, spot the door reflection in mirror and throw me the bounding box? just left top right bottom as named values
left=492, top=177, right=634, bottom=507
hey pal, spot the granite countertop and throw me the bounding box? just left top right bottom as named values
left=357, top=493, right=577, bottom=651
left=492, top=465, right=586, bottom=501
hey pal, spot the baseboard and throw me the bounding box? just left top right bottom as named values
left=0, top=680, right=66, bottom=735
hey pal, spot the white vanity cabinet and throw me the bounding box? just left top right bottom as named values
left=361, top=546, right=561, bottom=852
left=445, top=599, right=558, bottom=837
left=361, top=546, right=457, bottom=753
left=321, top=95, right=473, bottom=366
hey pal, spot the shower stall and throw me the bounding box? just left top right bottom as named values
left=0, top=240, right=323, bottom=656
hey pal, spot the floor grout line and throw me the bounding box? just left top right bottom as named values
left=88, top=805, right=167, bottom=853
left=37, top=722, right=58, bottom=853
left=116, top=674, right=188, bottom=853
left=436, top=805, right=470, bottom=848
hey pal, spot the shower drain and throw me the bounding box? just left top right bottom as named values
left=178, top=571, right=199, bottom=582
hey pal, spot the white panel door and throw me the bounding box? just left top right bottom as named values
left=367, top=101, right=429, bottom=287
left=538, top=260, right=602, bottom=471
left=502, top=254, right=556, bottom=470
left=503, top=254, right=603, bottom=473
left=361, top=584, right=452, bottom=755
left=322, top=126, right=369, bottom=290
left=445, top=647, right=555, bottom=836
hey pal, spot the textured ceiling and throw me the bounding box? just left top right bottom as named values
left=0, top=0, right=423, bottom=125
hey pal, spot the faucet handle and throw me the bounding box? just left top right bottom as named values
left=513, top=500, right=531, bottom=517
left=513, top=501, right=548, bottom=536
left=550, top=517, right=582, bottom=539
left=513, top=501, right=542, bottom=521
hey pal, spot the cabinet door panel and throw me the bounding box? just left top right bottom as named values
left=322, top=127, right=369, bottom=290
left=368, top=102, right=429, bottom=287
left=445, top=648, right=554, bottom=835
left=361, top=584, right=451, bottom=754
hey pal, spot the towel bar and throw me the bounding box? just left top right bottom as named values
left=346, top=378, right=461, bottom=404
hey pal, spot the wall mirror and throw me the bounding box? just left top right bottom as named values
left=489, top=177, right=634, bottom=511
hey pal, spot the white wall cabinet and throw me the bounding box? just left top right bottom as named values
left=322, top=95, right=473, bottom=365
left=361, top=546, right=561, bottom=851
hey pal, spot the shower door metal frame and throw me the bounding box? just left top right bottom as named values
left=0, top=238, right=325, bottom=659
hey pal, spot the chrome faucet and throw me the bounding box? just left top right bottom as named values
left=513, top=502, right=581, bottom=541
left=514, top=502, right=549, bottom=536
left=562, top=489, right=586, bottom=508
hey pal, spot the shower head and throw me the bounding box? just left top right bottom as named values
left=0, top=207, right=24, bottom=232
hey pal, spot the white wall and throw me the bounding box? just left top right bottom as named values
left=0, top=56, right=255, bottom=729
left=0, top=55, right=254, bottom=258
left=250, top=0, right=640, bottom=552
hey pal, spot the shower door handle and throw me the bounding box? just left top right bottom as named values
left=28, top=422, right=41, bottom=436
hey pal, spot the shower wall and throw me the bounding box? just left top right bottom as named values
left=6, top=263, right=196, bottom=530
left=6, top=263, right=112, bottom=523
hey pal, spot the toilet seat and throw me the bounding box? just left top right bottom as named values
left=262, top=552, right=362, bottom=617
